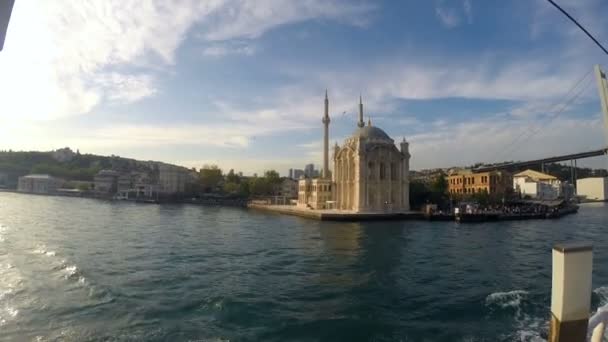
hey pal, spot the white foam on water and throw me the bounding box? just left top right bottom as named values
left=0, top=288, right=14, bottom=301
left=594, top=286, right=608, bottom=306
left=0, top=224, right=7, bottom=242
left=513, top=315, right=547, bottom=342
left=6, top=307, right=18, bottom=317
left=0, top=305, right=19, bottom=326
left=485, top=290, right=529, bottom=309
left=63, top=265, right=78, bottom=278
left=486, top=290, right=548, bottom=341
left=32, top=244, right=57, bottom=257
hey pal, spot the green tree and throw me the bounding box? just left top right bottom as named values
left=226, top=169, right=240, bottom=183
left=249, top=177, right=271, bottom=196
left=264, top=170, right=281, bottom=184
left=409, top=181, right=431, bottom=209
left=430, top=174, right=448, bottom=194
left=199, top=164, right=223, bottom=192
left=223, top=182, right=240, bottom=194
left=239, top=179, right=250, bottom=197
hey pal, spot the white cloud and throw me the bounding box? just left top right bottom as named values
left=96, top=73, right=158, bottom=103
left=202, top=43, right=256, bottom=56
left=0, top=0, right=374, bottom=122
left=407, top=114, right=606, bottom=169
left=463, top=0, right=473, bottom=23
left=435, top=4, right=460, bottom=28
left=435, top=0, right=473, bottom=28
left=200, top=0, right=375, bottom=41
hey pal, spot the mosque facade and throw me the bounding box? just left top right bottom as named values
left=297, top=93, right=411, bottom=213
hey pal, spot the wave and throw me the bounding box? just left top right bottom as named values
left=32, top=245, right=56, bottom=257
left=594, top=286, right=608, bottom=306
left=0, top=224, right=7, bottom=242
left=0, top=306, right=19, bottom=326
left=485, top=290, right=529, bottom=309
left=485, top=290, right=547, bottom=341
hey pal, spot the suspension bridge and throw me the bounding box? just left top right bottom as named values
left=472, top=65, right=608, bottom=180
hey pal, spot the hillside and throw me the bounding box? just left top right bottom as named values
left=0, top=149, right=180, bottom=187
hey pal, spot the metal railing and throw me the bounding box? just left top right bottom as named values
left=589, top=304, right=608, bottom=342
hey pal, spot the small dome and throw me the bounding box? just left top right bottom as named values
left=351, top=126, right=392, bottom=141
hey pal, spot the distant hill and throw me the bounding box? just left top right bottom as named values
left=0, top=149, right=184, bottom=188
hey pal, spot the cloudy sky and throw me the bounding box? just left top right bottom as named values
left=1, top=0, right=608, bottom=175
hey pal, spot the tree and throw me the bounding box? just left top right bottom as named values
left=226, top=169, right=240, bottom=183
left=249, top=177, right=271, bottom=196
left=199, top=164, right=223, bottom=192
left=430, top=174, right=448, bottom=194
left=264, top=170, right=281, bottom=184
left=223, top=182, right=239, bottom=194
left=409, top=181, right=431, bottom=209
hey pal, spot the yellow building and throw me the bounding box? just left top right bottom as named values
left=447, top=169, right=512, bottom=196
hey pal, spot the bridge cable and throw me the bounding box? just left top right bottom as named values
left=546, top=0, right=608, bottom=56
left=493, top=70, right=592, bottom=163
left=499, top=75, right=594, bottom=163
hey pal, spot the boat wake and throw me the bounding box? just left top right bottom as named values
left=485, top=290, right=529, bottom=311
left=485, top=290, right=546, bottom=342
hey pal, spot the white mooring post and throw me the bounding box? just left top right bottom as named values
left=550, top=242, right=593, bottom=342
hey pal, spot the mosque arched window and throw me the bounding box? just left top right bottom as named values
left=380, top=163, right=386, bottom=180
left=368, top=162, right=374, bottom=180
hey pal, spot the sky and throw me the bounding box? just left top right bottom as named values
left=1, top=0, right=608, bottom=176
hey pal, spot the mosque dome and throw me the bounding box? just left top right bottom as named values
left=351, top=125, right=393, bottom=142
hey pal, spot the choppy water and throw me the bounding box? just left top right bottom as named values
left=1, top=192, right=608, bottom=341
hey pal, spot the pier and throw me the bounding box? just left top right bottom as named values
left=247, top=203, right=424, bottom=221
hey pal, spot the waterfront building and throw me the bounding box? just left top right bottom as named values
left=297, top=93, right=411, bottom=212
left=577, top=177, right=608, bottom=201
left=278, top=178, right=298, bottom=199
left=117, top=173, right=134, bottom=192
left=304, top=164, right=316, bottom=178
left=94, top=170, right=120, bottom=195
left=410, top=168, right=446, bottom=185
left=0, top=171, right=7, bottom=187
left=17, top=174, right=63, bottom=194
left=447, top=169, right=512, bottom=196
left=158, top=164, right=188, bottom=194
left=52, top=147, right=76, bottom=162
left=513, top=169, right=561, bottom=200
left=293, top=169, right=305, bottom=179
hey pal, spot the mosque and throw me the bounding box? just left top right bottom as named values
left=297, top=92, right=411, bottom=213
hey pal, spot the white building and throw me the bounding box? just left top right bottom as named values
left=278, top=178, right=298, bottom=199
left=17, top=174, right=63, bottom=194
left=577, top=177, right=608, bottom=201
left=94, top=170, right=120, bottom=195
left=158, top=164, right=188, bottom=194
left=298, top=93, right=411, bottom=212
left=0, top=172, right=7, bottom=187
left=513, top=169, right=561, bottom=200
left=52, top=147, right=76, bottom=162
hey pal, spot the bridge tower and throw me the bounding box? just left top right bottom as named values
left=595, top=65, right=608, bottom=146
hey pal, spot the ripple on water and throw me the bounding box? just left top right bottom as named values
left=486, top=290, right=529, bottom=310
left=484, top=290, right=548, bottom=342
left=0, top=224, right=7, bottom=242
left=32, top=244, right=57, bottom=257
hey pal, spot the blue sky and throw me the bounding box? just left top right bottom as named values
left=1, top=0, right=608, bottom=175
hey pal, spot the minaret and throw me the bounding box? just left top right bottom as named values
left=358, top=95, right=365, bottom=128
left=322, top=90, right=331, bottom=179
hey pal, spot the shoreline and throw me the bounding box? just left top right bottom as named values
left=0, top=190, right=585, bottom=222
